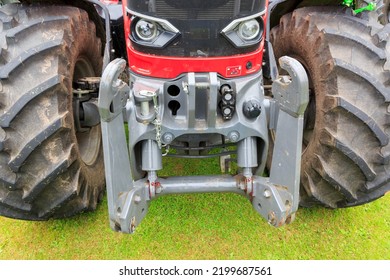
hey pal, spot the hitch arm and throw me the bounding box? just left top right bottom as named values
left=98, top=58, right=140, bottom=232
left=252, top=56, right=309, bottom=225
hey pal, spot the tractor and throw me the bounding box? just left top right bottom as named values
left=0, top=0, right=389, bottom=233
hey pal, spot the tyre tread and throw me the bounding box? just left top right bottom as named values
left=271, top=7, right=390, bottom=208
left=0, top=4, right=104, bottom=220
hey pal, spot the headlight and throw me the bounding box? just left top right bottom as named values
left=129, top=9, right=180, bottom=49
left=221, top=14, right=264, bottom=48
left=129, top=15, right=180, bottom=48
left=135, top=20, right=158, bottom=41
left=238, top=19, right=260, bottom=41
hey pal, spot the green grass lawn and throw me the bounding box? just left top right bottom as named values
left=0, top=156, right=389, bottom=260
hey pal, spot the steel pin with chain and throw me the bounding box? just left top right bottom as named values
left=139, top=90, right=162, bottom=149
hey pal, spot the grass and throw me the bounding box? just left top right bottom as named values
left=0, top=155, right=389, bottom=260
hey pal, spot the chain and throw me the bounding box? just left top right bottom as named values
left=151, top=94, right=163, bottom=149
left=152, top=100, right=170, bottom=155
left=153, top=95, right=170, bottom=155
left=139, top=90, right=163, bottom=149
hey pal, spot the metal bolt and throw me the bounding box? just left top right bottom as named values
left=263, top=189, right=272, bottom=198
left=134, top=195, right=141, bottom=204
left=228, top=131, right=240, bottom=142
left=162, top=132, right=174, bottom=144
left=268, top=211, right=277, bottom=226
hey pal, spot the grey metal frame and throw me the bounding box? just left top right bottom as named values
left=98, top=56, right=308, bottom=233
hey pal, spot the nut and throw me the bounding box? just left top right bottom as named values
left=228, top=131, right=240, bottom=142
left=263, top=189, right=272, bottom=198
left=162, top=133, right=174, bottom=144
left=134, top=195, right=141, bottom=204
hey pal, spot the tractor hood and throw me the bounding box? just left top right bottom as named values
left=126, top=0, right=267, bottom=57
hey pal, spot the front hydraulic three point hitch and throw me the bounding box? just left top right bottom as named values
left=98, top=57, right=309, bottom=233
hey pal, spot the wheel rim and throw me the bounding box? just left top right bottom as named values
left=73, top=57, right=101, bottom=166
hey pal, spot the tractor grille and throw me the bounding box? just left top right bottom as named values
left=129, top=0, right=262, bottom=19
left=154, top=0, right=236, bottom=20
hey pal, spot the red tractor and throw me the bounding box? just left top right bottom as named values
left=0, top=0, right=389, bottom=233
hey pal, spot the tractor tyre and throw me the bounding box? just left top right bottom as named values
left=0, top=4, right=105, bottom=220
left=270, top=7, right=390, bottom=208
left=381, top=0, right=390, bottom=24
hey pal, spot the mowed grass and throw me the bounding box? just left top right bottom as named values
left=0, top=155, right=389, bottom=260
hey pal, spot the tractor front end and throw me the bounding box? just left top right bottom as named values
left=98, top=0, right=309, bottom=233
